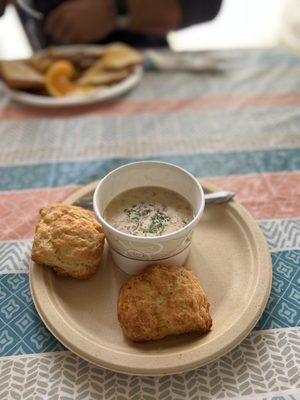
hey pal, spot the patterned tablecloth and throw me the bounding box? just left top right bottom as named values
left=0, top=48, right=300, bottom=400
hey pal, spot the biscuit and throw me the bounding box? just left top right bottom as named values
left=118, top=265, right=212, bottom=341
left=31, top=205, right=105, bottom=279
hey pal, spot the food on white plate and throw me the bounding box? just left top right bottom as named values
left=0, top=43, right=142, bottom=98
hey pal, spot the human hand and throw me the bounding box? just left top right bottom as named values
left=45, top=0, right=116, bottom=44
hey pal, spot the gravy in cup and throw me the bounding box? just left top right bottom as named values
left=93, top=161, right=205, bottom=274
left=104, top=186, right=193, bottom=237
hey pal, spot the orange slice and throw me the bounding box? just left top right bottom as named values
left=45, top=60, right=77, bottom=97
left=45, top=60, right=91, bottom=97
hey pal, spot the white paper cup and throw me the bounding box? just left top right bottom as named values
left=93, top=161, right=205, bottom=274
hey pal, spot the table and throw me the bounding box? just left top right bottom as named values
left=0, top=48, right=299, bottom=400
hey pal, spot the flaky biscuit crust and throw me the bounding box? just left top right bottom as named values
left=118, top=265, right=212, bottom=341
left=31, top=205, right=105, bottom=279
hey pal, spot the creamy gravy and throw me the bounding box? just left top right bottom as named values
left=104, top=186, right=193, bottom=237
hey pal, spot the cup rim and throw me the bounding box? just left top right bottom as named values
left=93, top=161, right=205, bottom=242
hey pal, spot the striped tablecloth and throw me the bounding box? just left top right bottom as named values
left=0, top=48, right=300, bottom=400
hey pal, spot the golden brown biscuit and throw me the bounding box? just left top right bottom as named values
left=31, top=205, right=105, bottom=279
left=118, top=265, right=212, bottom=341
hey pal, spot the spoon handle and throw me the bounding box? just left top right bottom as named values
left=74, top=190, right=235, bottom=210
left=204, top=191, right=235, bottom=204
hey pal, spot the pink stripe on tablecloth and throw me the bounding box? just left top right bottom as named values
left=1, top=93, right=300, bottom=121
left=0, top=186, right=77, bottom=241
left=1, top=172, right=299, bottom=241
left=206, top=172, right=300, bottom=220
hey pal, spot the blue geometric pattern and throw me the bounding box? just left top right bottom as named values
left=255, top=250, right=300, bottom=330
left=0, top=274, right=64, bottom=356
left=0, top=249, right=299, bottom=356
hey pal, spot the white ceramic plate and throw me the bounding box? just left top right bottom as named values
left=29, top=180, right=272, bottom=376
left=4, top=45, right=143, bottom=108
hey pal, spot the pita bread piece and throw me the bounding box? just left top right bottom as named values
left=101, top=43, right=143, bottom=71
left=27, top=55, right=53, bottom=73
left=77, top=59, right=129, bottom=86
left=0, top=60, right=45, bottom=90
left=46, top=47, right=104, bottom=71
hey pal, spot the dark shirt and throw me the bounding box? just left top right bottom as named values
left=24, top=0, right=222, bottom=49
left=180, top=0, right=222, bottom=27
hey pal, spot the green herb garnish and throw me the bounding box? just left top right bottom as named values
left=143, top=210, right=170, bottom=235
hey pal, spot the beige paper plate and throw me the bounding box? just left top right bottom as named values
left=29, top=181, right=272, bottom=376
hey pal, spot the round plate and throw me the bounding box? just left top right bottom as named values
left=4, top=45, right=143, bottom=108
left=30, top=181, right=272, bottom=376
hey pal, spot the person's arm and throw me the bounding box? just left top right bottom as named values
left=128, top=0, right=222, bottom=35
left=128, top=0, right=181, bottom=36
left=44, top=0, right=222, bottom=44
left=45, top=0, right=117, bottom=44
left=0, top=0, right=7, bottom=17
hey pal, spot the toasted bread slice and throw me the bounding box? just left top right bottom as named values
left=46, top=47, right=104, bottom=71
left=47, top=46, right=105, bottom=60
left=0, top=60, right=45, bottom=89
left=101, top=43, right=142, bottom=71
left=27, top=55, right=53, bottom=73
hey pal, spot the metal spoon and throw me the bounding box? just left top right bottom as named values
left=204, top=191, right=235, bottom=204
left=144, top=50, right=224, bottom=73
left=74, top=191, right=235, bottom=210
